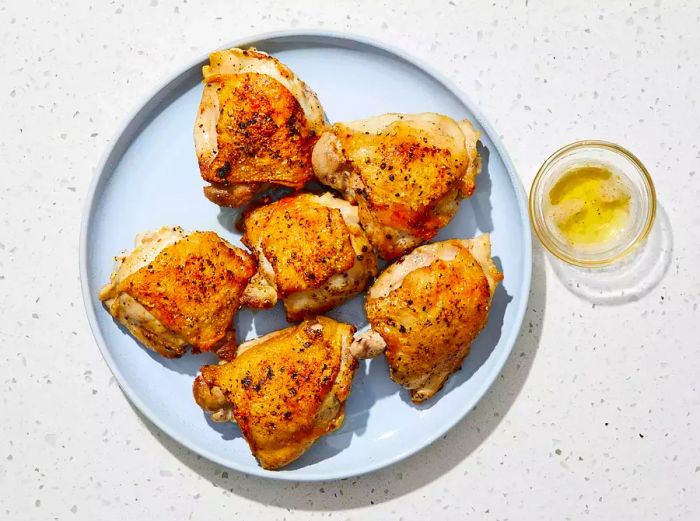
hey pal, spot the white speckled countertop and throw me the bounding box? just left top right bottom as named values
left=1, top=1, right=698, bottom=519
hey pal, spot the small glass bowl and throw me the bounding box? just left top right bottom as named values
left=530, top=140, right=656, bottom=267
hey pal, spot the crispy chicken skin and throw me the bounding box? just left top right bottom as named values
left=194, top=48, right=326, bottom=207
left=240, top=192, right=377, bottom=321
left=352, top=235, right=502, bottom=403
left=99, top=227, right=256, bottom=359
left=193, top=316, right=358, bottom=470
left=312, top=113, right=481, bottom=259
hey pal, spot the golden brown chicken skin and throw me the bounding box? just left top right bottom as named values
left=240, top=192, right=377, bottom=321
left=351, top=235, right=502, bottom=403
left=312, top=113, right=481, bottom=259
left=195, top=48, right=326, bottom=207
left=99, top=227, right=256, bottom=359
left=193, top=316, right=358, bottom=470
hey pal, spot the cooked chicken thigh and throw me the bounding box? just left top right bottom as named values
left=99, top=227, right=256, bottom=359
left=351, top=235, right=502, bottom=403
left=240, top=192, right=377, bottom=321
left=312, top=113, right=481, bottom=259
left=195, top=48, right=326, bottom=207
left=193, top=316, right=357, bottom=470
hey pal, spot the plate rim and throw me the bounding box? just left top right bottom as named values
left=79, top=29, right=533, bottom=481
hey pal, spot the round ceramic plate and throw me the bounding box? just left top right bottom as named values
left=80, top=31, right=532, bottom=481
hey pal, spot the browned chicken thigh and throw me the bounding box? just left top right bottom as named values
left=351, top=235, right=502, bottom=403
left=193, top=316, right=357, bottom=470
left=99, top=227, right=256, bottom=359
left=240, top=192, right=377, bottom=321
left=194, top=48, right=326, bottom=207
left=312, top=113, right=481, bottom=259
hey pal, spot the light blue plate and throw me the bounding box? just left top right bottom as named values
left=80, top=31, right=532, bottom=481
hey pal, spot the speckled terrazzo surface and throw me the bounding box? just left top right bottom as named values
left=1, top=1, right=698, bottom=519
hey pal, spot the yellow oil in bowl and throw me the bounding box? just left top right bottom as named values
left=546, top=165, right=631, bottom=246
left=530, top=141, right=655, bottom=267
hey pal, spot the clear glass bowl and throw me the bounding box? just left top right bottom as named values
left=530, top=140, right=656, bottom=267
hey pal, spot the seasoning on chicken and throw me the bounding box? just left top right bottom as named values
left=194, top=48, right=326, bottom=207
left=99, top=227, right=256, bottom=359
left=240, top=192, right=377, bottom=321
left=312, top=112, right=480, bottom=259
left=193, top=316, right=357, bottom=470
left=351, top=234, right=502, bottom=403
